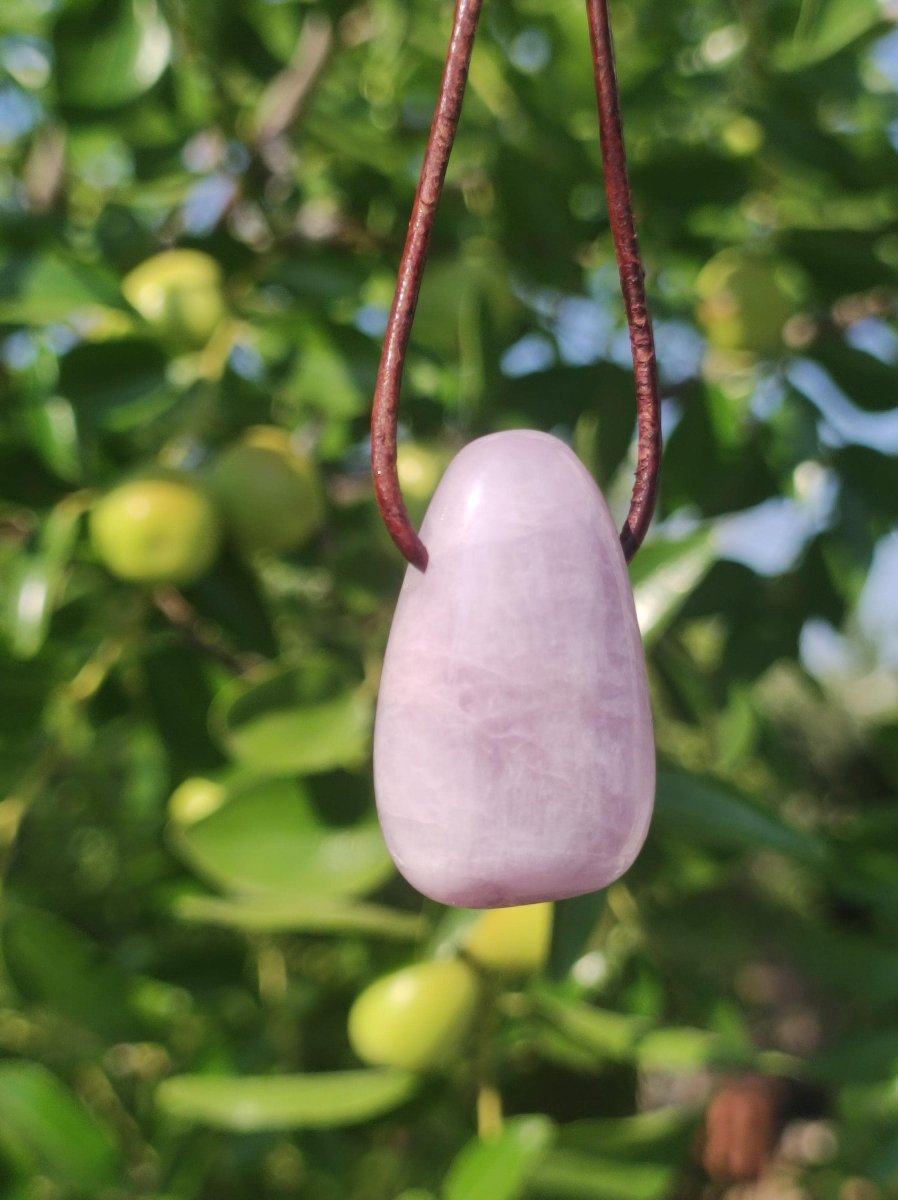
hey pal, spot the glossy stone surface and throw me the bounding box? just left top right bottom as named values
left=374, top=431, right=655, bottom=907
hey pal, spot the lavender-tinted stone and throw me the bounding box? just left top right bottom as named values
left=374, top=430, right=655, bottom=907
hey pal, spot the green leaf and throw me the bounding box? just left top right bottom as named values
left=531, top=994, right=648, bottom=1063
left=635, top=1026, right=748, bottom=1071
left=288, top=323, right=370, bottom=419
left=0, top=252, right=122, bottom=325
left=4, top=557, right=58, bottom=659
left=0, top=1062, right=120, bottom=1191
left=839, top=445, right=898, bottom=527
left=532, top=995, right=750, bottom=1072
left=305, top=111, right=406, bottom=177
left=41, top=491, right=92, bottom=567
left=425, top=905, right=482, bottom=959
left=810, top=1029, right=898, bottom=1085
left=808, top=340, right=898, bottom=413
left=413, top=248, right=521, bottom=357
left=0, top=653, right=50, bottom=792
left=557, top=1108, right=700, bottom=1159
left=157, top=1070, right=419, bottom=1131
left=172, top=892, right=423, bottom=939
left=60, top=339, right=174, bottom=432
left=1, top=904, right=142, bottom=1040
left=530, top=1151, right=674, bottom=1200
left=653, top=770, right=829, bottom=867
left=631, top=531, right=717, bottom=646
left=211, top=659, right=373, bottom=775
left=185, top=545, right=278, bottom=659
left=775, top=0, right=885, bottom=70
left=142, top=641, right=225, bottom=775
left=22, top=396, right=83, bottom=482
left=169, top=776, right=393, bottom=899
left=548, top=891, right=606, bottom=982
left=500, top=365, right=636, bottom=442
left=443, top=1116, right=556, bottom=1200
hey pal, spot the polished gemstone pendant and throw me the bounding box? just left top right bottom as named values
left=374, top=430, right=655, bottom=908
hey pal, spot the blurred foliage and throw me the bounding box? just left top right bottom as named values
left=1, top=0, right=898, bottom=1196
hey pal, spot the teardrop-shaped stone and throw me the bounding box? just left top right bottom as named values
left=374, top=430, right=655, bottom=908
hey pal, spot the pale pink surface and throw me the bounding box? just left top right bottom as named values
left=374, top=430, right=655, bottom=907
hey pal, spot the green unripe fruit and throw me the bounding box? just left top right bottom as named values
left=209, top=427, right=325, bottom=556
left=90, top=475, right=222, bottom=586
left=397, top=443, right=444, bottom=503
left=721, top=116, right=764, bottom=158
left=396, top=442, right=446, bottom=525
left=348, top=960, right=479, bottom=1072
left=168, top=777, right=227, bottom=826
left=55, top=0, right=171, bottom=110
left=696, top=250, right=804, bottom=358
left=373, top=442, right=446, bottom=558
left=122, top=250, right=227, bottom=350
left=462, top=903, right=553, bottom=976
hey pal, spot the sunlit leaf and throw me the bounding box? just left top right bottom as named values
left=776, top=0, right=885, bottom=69
left=635, top=1026, right=749, bottom=1071
left=0, top=252, right=122, bottom=325
left=157, top=1070, right=419, bottom=1130
left=530, top=1151, right=674, bottom=1200
left=4, top=557, right=58, bottom=659
left=21, top=396, right=83, bottom=482
left=172, top=892, right=423, bottom=939
left=531, top=994, right=648, bottom=1063
left=631, top=531, right=717, bottom=645
left=210, top=660, right=373, bottom=775
left=557, top=1108, right=700, bottom=1159
left=288, top=323, right=371, bottom=419
left=169, top=776, right=393, bottom=898
left=443, top=1116, right=556, bottom=1200
left=0, top=1062, right=120, bottom=1190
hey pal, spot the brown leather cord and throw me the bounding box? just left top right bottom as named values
left=585, top=0, right=661, bottom=560
left=372, top=0, right=661, bottom=570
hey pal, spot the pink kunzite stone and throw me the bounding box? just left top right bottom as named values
left=373, top=430, right=655, bottom=907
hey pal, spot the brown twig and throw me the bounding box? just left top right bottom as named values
left=152, top=587, right=258, bottom=676
left=371, top=0, right=661, bottom=569
left=702, top=1074, right=782, bottom=1181
left=24, top=124, right=67, bottom=215
left=371, top=0, right=484, bottom=572
left=253, top=13, right=334, bottom=148
left=586, top=0, right=661, bottom=561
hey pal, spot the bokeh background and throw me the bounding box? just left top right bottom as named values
left=2, top=0, right=898, bottom=1196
